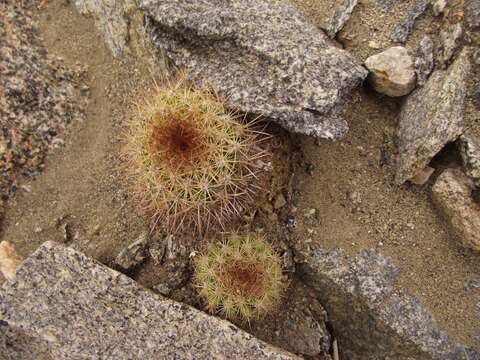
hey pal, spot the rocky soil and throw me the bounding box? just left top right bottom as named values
left=0, top=0, right=479, bottom=359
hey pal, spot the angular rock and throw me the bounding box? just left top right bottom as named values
left=296, top=245, right=479, bottom=359
left=140, top=0, right=367, bottom=140
left=325, top=0, right=358, bottom=38
left=113, top=231, right=149, bottom=271
left=415, top=35, right=434, bottom=86
left=440, top=23, right=463, bottom=66
left=459, top=133, right=480, bottom=187
left=391, top=0, right=429, bottom=43
left=365, top=46, right=416, bottom=97
left=0, top=242, right=299, bottom=359
left=432, top=168, right=480, bottom=252
left=395, top=49, right=471, bottom=184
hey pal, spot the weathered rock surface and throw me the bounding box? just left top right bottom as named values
left=465, top=0, right=480, bottom=31
left=440, top=23, right=463, bottom=66
left=415, top=35, right=434, bottom=86
left=253, top=283, right=331, bottom=357
left=140, top=0, right=367, bottom=140
left=0, top=242, right=299, bottom=360
left=365, top=46, right=416, bottom=97
left=432, top=0, right=447, bottom=16
left=459, top=133, right=480, bottom=187
left=395, top=49, right=471, bottom=184
left=113, top=231, right=149, bottom=271
left=432, top=168, right=480, bottom=252
left=391, top=0, right=429, bottom=43
left=296, top=245, right=480, bottom=359
left=325, top=0, right=358, bottom=38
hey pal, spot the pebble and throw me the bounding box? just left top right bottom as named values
left=365, top=46, right=416, bottom=97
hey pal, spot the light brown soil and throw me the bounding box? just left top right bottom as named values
left=1, top=0, right=479, bottom=355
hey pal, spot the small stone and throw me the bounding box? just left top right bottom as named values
left=432, top=168, right=480, bottom=252
left=368, top=40, right=381, bottom=49
left=34, top=226, right=43, bottom=233
left=409, top=166, right=435, bottom=185
left=415, top=35, right=434, bottom=86
left=114, top=232, right=149, bottom=271
left=0, top=241, right=22, bottom=282
left=303, top=208, right=317, bottom=218
left=432, top=0, right=447, bottom=16
left=273, top=194, right=287, bottom=209
left=365, top=46, right=416, bottom=97
left=153, top=283, right=172, bottom=296
left=149, top=238, right=167, bottom=265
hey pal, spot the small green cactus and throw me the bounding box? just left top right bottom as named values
left=194, top=234, right=284, bottom=321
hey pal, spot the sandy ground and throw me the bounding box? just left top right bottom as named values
left=0, top=0, right=479, bottom=355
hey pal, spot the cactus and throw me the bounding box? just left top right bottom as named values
left=194, top=234, right=284, bottom=321
left=123, top=75, right=270, bottom=233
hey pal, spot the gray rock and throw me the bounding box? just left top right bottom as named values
left=113, top=231, right=149, bottom=271
left=465, top=0, right=480, bottom=31
left=415, top=35, right=434, bottom=86
left=391, top=0, right=429, bottom=44
left=325, top=0, right=358, bottom=38
left=74, top=0, right=135, bottom=57
left=395, top=49, right=471, bottom=184
left=365, top=46, right=416, bottom=97
left=296, top=245, right=479, bottom=359
left=432, top=168, right=480, bottom=252
left=0, top=241, right=299, bottom=360
left=440, top=23, right=463, bottom=66
left=140, top=0, right=367, bottom=140
left=459, top=133, right=480, bottom=187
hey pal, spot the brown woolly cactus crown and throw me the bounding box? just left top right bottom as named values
left=123, top=75, right=270, bottom=233
left=194, top=234, right=284, bottom=320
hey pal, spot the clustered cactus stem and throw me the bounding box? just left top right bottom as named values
left=123, top=75, right=271, bottom=234
left=194, top=234, right=284, bottom=321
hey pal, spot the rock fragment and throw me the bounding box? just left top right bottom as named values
left=0, top=242, right=299, bottom=359
left=410, top=166, right=435, bottom=185
left=0, top=241, right=22, bottom=282
left=140, top=0, right=367, bottom=140
left=113, top=232, right=149, bottom=271
left=440, top=23, right=463, bottom=65
left=415, top=35, right=434, bottom=86
left=395, top=49, right=471, bottom=184
left=365, top=46, right=416, bottom=97
left=391, top=0, right=429, bottom=43
left=432, top=168, right=480, bottom=252
left=458, top=133, right=480, bottom=187
left=325, top=0, right=358, bottom=38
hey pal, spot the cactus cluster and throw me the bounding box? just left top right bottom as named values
left=124, top=74, right=285, bottom=320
